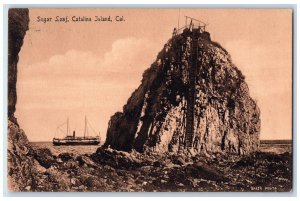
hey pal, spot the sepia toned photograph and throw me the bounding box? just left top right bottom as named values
left=7, top=7, right=293, bottom=192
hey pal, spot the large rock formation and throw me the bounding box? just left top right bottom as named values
left=7, top=8, right=34, bottom=191
left=7, top=11, right=73, bottom=189
left=8, top=8, right=29, bottom=124
left=104, top=27, right=260, bottom=156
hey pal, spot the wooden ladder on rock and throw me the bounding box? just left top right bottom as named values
left=184, top=28, right=199, bottom=149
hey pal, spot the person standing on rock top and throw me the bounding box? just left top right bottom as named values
left=173, top=28, right=177, bottom=37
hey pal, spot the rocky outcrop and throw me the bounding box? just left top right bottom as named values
left=6, top=9, right=85, bottom=192
left=7, top=121, right=55, bottom=191
left=7, top=120, right=38, bottom=191
left=8, top=8, right=29, bottom=124
left=7, top=8, right=33, bottom=191
left=104, top=28, right=260, bottom=156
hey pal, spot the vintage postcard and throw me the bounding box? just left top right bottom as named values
left=7, top=8, right=293, bottom=192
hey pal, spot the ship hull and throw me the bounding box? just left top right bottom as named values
left=53, top=141, right=100, bottom=146
left=53, top=137, right=100, bottom=146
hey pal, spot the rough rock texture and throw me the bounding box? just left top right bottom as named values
left=7, top=8, right=32, bottom=191
left=7, top=120, right=38, bottom=191
left=104, top=28, right=260, bottom=156
left=8, top=8, right=29, bottom=124
left=7, top=121, right=56, bottom=191
left=6, top=9, right=86, bottom=192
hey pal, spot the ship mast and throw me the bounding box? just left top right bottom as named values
left=84, top=116, right=87, bottom=139
left=67, top=117, right=69, bottom=136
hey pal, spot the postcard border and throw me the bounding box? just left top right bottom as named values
left=2, top=3, right=297, bottom=197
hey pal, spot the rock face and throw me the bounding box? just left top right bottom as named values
left=7, top=120, right=38, bottom=191
left=7, top=8, right=32, bottom=191
left=104, top=28, right=260, bottom=156
left=8, top=8, right=29, bottom=124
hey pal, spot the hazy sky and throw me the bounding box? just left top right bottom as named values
left=16, top=8, right=292, bottom=141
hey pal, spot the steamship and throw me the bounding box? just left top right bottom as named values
left=53, top=117, right=100, bottom=146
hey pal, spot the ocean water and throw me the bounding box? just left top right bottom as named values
left=30, top=140, right=292, bottom=156
left=259, top=140, right=292, bottom=154
left=30, top=141, right=102, bottom=156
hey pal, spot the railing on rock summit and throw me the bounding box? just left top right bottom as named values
left=174, top=16, right=207, bottom=36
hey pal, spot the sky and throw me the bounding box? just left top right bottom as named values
left=15, top=8, right=292, bottom=141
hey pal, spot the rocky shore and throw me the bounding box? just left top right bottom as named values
left=8, top=120, right=292, bottom=192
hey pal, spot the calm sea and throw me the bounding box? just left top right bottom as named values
left=30, top=141, right=103, bottom=156
left=30, top=140, right=292, bottom=156
left=260, top=140, right=292, bottom=154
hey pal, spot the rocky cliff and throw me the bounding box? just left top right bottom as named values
left=7, top=8, right=33, bottom=191
left=8, top=8, right=29, bottom=124
left=104, top=28, right=260, bottom=156
left=7, top=10, right=68, bottom=191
